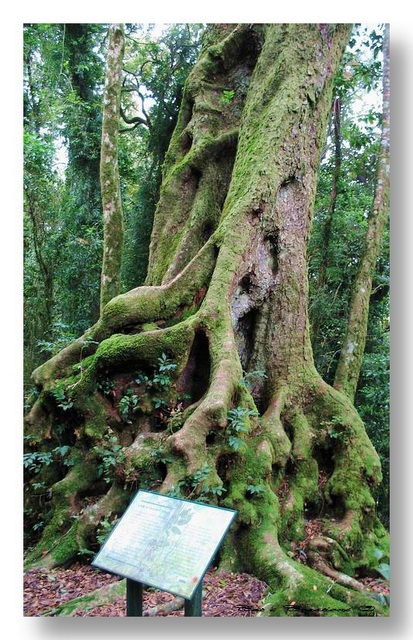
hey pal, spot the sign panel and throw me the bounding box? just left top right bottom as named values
left=92, top=490, right=236, bottom=600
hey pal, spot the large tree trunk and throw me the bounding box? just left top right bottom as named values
left=334, top=24, right=390, bottom=401
left=25, top=24, right=388, bottom=616
left=100, top=24, right=125, bottom=312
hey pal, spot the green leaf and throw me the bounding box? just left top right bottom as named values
left=246, top=484, right=266, bottom=496
left=228, top=435, right=244, bottom=451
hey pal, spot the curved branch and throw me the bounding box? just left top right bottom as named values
left=31, top=238, right=217, bottom=386
left=119, top=105, right=147, bottom=128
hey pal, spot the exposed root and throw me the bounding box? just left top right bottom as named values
left=39, top=580, right=126, bottom=617
left=243, top=520, right=387, bottom=617
left=308, top=549, right=366, bottom=592
left=25, top=454, right=99, bottom=569
left=31, top=239, right=217, bottom=387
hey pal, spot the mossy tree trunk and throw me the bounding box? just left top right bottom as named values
left=25, top=24, right=388, bottom=616
left=100, top=24, right=125, bottom=312
left=334, top=24, right=390, bottom=402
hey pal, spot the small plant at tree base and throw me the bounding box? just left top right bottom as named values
left=178, top=465, right=226, bottom=504
left=23, top=451, right=54, bottom=474
left=134, top=353, right=178, bottom=414
left=320, top=417, right=352, bottom=445
left=220, top=89, right=235, bottom=104
left=246, top=484, right=266, bottom=497
left=373, top=548, right=390, bottom=580
left=329, top=428, right=348, bottom=443
left=96, top=515, right=118, bottom=545
left=166, top=402, right=185, bottom=434
left=152, top=352, right=178, bottom=390
left=97, top=377, right=115, bottom=397
left=32, top=482, right=46, bottom=491
left=360, top=549, right=390, bottom=607
left=93, top=435, right=125, bottom=484
left=118, top=388, right=140, bottom=422
left=240, top=370, right=267, bottom=391
left=151, top=446, right=173, bottom=466
left=165, top=485, right=182, bottom=499
left=53, top=445, right=74, bottom=468
left=51, top=381, right=74, bottom=411
left=24, top=387, right=40, bottom=412
left=226, top=405, right=257, bottom=451
left=179, top=464, right=212, bottom=499
left=227, top=435, right=244, bottom=451
left=207, top=485, right=227, bottom=498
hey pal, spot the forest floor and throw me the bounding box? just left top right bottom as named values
left=23, top=564, right=268, bottom=617
left=23, top=562, right=389, bottom=617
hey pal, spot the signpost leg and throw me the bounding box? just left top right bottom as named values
left=185, top=581, right=202, bottom=617
left=126, top=579, right=143, bottom=616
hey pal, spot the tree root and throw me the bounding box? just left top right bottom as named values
left=39, top=576, right=187, bottom=617
left=243, top=520, right=387, bottom=617
left=308, top=549, right=366, bottom=592
left=25, top=314, right=388, bottom=593
left=39, top=579, right=126, bottom=616
left=30, top=238, right=216, bottom=387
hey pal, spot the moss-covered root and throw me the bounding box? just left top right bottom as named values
left=168, top=307, right=242, bottom=475
left=26, top=479, right=129, bottom=571
left=242, top=519, right=388, bottom=617
left=310, top=379, right=388, bottom=564
left=31, top=326, right=100, bottom=387
left=31, top=239, right=216, bottom=387
left=39, top=578, right=185, bottom=617
left=24, top=454, right=99, bottom=570
left=40, top=579, right=126, bottom=617
left=260, top=574, right=388, bottom=617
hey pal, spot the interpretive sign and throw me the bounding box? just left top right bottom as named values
left=92, top=490, right=237, bottom=601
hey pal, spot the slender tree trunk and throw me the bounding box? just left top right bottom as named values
left=100, top=24, right=125, bottom=312
left=334, top=24, right=390, bottom=401
left=25, top=24, right=388, bottom=616
left=310, top=97, right=342, bottom=343
left=319, top=97, right=342, bottom=286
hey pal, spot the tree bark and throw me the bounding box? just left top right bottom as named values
left=25, top=24, right=388, bottom=616
left=100, top=24, right=125, bottom=312
left=334, top=24, right=390, bottom=401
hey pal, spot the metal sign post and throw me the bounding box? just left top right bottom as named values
left=184, top=580, right=203, bottom=617
left=126, top=579, right=143, bottom=616
left=126, top=578, right=203, bottom=617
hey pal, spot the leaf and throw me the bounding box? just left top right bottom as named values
left=54, top=445, right=70, bottom=457
left=228, top=435, right=244, bottom=451
left=246, top=484, right=266, bottom=496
